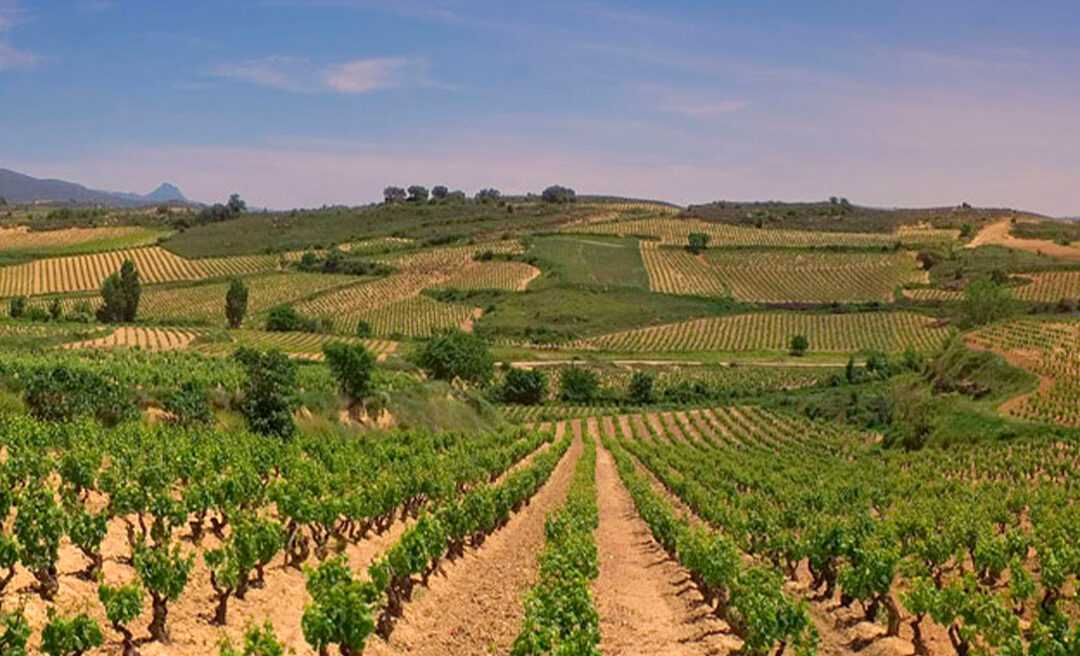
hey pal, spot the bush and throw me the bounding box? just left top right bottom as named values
left=47, top=298, right=63, bottom=321
left=790, top=335, right=809, bottom=357
left=501, top=367, right=548, bottom=405
left=627, top=371, right=654, bottom=405
left=163, top=382, right=214, bottom=427
left=323, top=342, right=375, bottom=401
left=355, top=321, right=373, bottom=338
left=25, top=306, right=48, bottom=322
left=97, top=260, right=141, bottom=324
left=958, top=279, right=1018, bottom=328
left=559, top=367, right=599, bottom=403
left=234, top=348, right=300, bottom=439
left=687, top=232, right=710, bottom=254
left=40, top=610, right=102, bottom=656
left=414, top=329, right=494, bottom=386
left=65, top=301, right=95, bottom=324
left=8, top=296, right=26, bottom=319
left=541, top=185, right=576, bottom=203
left=265, top=304, right=318, bottom=333
left=24, top=366, right=138, bottom=426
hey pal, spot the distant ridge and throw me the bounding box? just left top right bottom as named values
left=0, top=167, right=189, bottom=206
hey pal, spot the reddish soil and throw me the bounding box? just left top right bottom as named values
left=366, top=428, right=583, bottom=656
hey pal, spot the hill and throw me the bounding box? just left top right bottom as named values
left=0, top=167, right=188, bottom=206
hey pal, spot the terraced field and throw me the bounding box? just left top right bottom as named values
left=577, top=311, right=951, bottom=353
left=0, top=246, right=284, bottom=296
left=61, top=325, right=203, bottom=351
left=906, top=271, right=1080, bottom=303
left=355, top=295, right=480, bottom=336
left=192, top=329, right=397, bottom=360
left=0, top=225, right=167, bottom=253
left=436, top=261, right=540, bottom=291
left=567, top=217, right=956, bottom=248
left=642, top=244, right=925, bottom=302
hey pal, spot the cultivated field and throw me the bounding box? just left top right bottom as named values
left=577, top=311, right=951, bottom=353
left=0, top=225, right=166, bottom=253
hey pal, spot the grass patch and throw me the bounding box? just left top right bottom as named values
left=528, top=235, right=648, bottom=289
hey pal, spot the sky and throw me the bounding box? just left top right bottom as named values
left=2, top=1, right=1080, bottom=215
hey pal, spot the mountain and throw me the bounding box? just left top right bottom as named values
left=0, top=167, right=188, bottom=206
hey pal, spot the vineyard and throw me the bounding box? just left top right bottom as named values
left=436, top=261, right=541, bottom=291
left=577, top=311, right=951, bottom=353
left=906, top=272, right=1080, bottom=304
left=641, top=244, right=926, bottom=302
left=567, top=217, right=957, bottom=249
left=0, top=226, right=167, bottom=254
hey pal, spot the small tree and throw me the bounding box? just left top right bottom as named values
left=163, top=381, right=214, bottom=427
left=540, top=185, right=576, bottom=203
left=265, top=304, right=317, bottom=333
left=97, top=260, right=140, bottom=323
left=355, top=320, right=373, bottom=338
left=133, top=542, right=194, bottom=643
left=234, top=348, right=300, bottom=439
left=98, top=582, right=144, bottom=656
left=628, top=371, right=654, bottom=405
left=48, top=297, right=63, bottom=321
left=559, top=366, right=599, bottom=403
left=431, top=185, right=449, bottom=200
left=687, top=232, right=711, bottom=254
left=474, top=188, right=501, bottom=203
left=414, top=329, right=494, bottom=385
left=227, top=193, right=247, bottom=215
left=8, top=296, right=26, bottom=319
left=960, top=279, right=1017, bottom=328
left=790, top=335, right=809, bottom=357
left=501, top=367, right=548, bottom=405
left=40, top=611, right=102, bottom=656
left=323, top=342, right=376, bottom=401
left=407, top=185, right=429, bottom=202
left=226, top=278, right=249, bottom=329
left=383, top=186, right=406, bottom=204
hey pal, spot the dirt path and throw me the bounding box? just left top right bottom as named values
left=966, top=217, right=1080, bottom=259
left=367, top=431, right=583, bottom=656
left=592, top=435, right=737, bottom=656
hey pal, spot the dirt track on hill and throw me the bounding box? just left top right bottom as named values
left=967, top=218, right=1080, bottom=259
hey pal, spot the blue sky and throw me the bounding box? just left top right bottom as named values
left=2, top=1, right=1080, bottom=214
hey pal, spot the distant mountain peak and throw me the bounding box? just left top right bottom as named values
left=144, top=183, right=187, bottom=202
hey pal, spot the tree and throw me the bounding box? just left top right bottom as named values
left=790, top=335, right=809, bottom=357
left=323, top=342, right=375, bottom=401
left=98, top=582, right=144, bottom=656
left=48, top=297, right=63, bottom=321
left=541, top=185, right=576, bottom=203
left=628, top=371, right=654, bottom=405
left=407, top=185, right=429, bottom=202
left=8, top=296, right=26, bottom=319
left=265, top=304, right=317, bottom=333
left=227, top=193, right=247, bottom=214
left=383, top=186, right=407, bottom=204
left=133, top=542, right=194, bottom=643
left=163, top=381, right=214, bottom=426
left=687, top=232, right=711, bottom=254
left=97, top=260, right=141, bottom=323
left=559, top=366, right=599, bottom=403
left=431, top=185, right=449, bottom=200
left=475, top=188, right=501, bottom=203
left=40, top=611, right=102, bottom=656
left=960, top=279, right=1017, bottom=328
left=501, top=367, right=548, bottom=405
left=234, top=347, right=300, bottom=439
left=414, top=329, right=494, bottom=385
left=226, top=278, right=249, bottom=329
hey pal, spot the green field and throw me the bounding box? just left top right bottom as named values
left=528, top=235, right=649, bottom=289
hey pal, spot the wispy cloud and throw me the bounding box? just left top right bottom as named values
left=0, top=0, right=35, bottom=71
left=212, top=55, right=442, bottom=94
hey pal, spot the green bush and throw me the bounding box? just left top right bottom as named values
left=687, top=232, right=711, bottom=254
left=501, top=367, right=548, bottom=405
left=323, top=342, right=375, bottom=401
left=40, top=611, right=102, bottom=656
left=627, top=371, right=654, bottom=405
left=8, top=296, right=26, bottom=319
left=226, top=278, right=249, bottom=329
left=24, top=366, right=138, bottom=426
left=265, top=304, right=318, bottom=333
left=355, top=320, right=373, bottom=338
left=559, top=367, right=599, bottom=404
left=790, top=334, right=809, bottom=357
left=97, top=260, right=141, bottom=323
left=234, top=348, right=300, bottom=439
left=163, top=381, right=214, bottom=427
left=414, top=329, right=494, bottom=386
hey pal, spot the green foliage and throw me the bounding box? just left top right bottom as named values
left=407, top=185, right=429, bottom=202
left=687, top=231, right=711, bottom=254
left=789, top=334, right=809, bottom=356
left=355, top=320, right=373, bottom=338
left=627, top=371, right=654, bottom=405
left=47, top=297, right=63, bottom=321
left=226, top=278, right=249, bottom=329
left=96, top=259, right=141, bottom=323
left=302, top=557, right=377, bottom=656
left=558, top=367, right=599, bottom=404
left=220, top=622, right=287, bottom=656
left=265, top=304, right=320, bottom=333
left=24, top=365, right=138, bottom=426
left=163, top=381, right=215, bottom=427
left=133, top=541, right=194, bottom=642
left=98, top=582, right=144, bottom=656
left=40, top=611, right=102, bottom=656
left=414, top=329, right=494, bottom=386
left=541, top=185, right=576, bottom=203
left=7, top=296, right=25, bottom=319
left=501, top=367, right=548, bottom=405
left=0, top=611, right=30, bottom=656
left=234, top=347, right=300, bottom=439
left=323, top=342, right=375, bottom=400
left=959, top=279, right=1018, bottom=328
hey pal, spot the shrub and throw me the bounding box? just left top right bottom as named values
left=97, top=260, right=141, bottom=323
left=40, top=610, right=102, bottom=656
left=265, top=304, right=318, bottom=333
left=234, top=348, right=300, bottom=439
left=163, top=382, right=214, bottom=427
left=687, top=232, right=711, bottom=254
left=47, top=298, right=63, bottom=321
left=407, top=185, right=429, bottom=202
left=501, top=367, right=548, bottom=405
left=220, top=621, right=287, bottom=656
left=790, top=335, right=809, bottom=357
left=414, top=329, right=494, bottom=385
left=24, top=366, right=138, bottom=426
left=355, top=321, right=373, bottom=338
left=627, top=371, right=654, bottom=405
left=226, top=278, right=249, bottom=329
left=25, top=306, right=48, bottom=322
left=540, top=185, right=576, bottom=203
left=323, top=342, right=375, bottom=401
left=8, top=296, right=26, bottom=319
left=559, top=367, right=599, bottom=403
